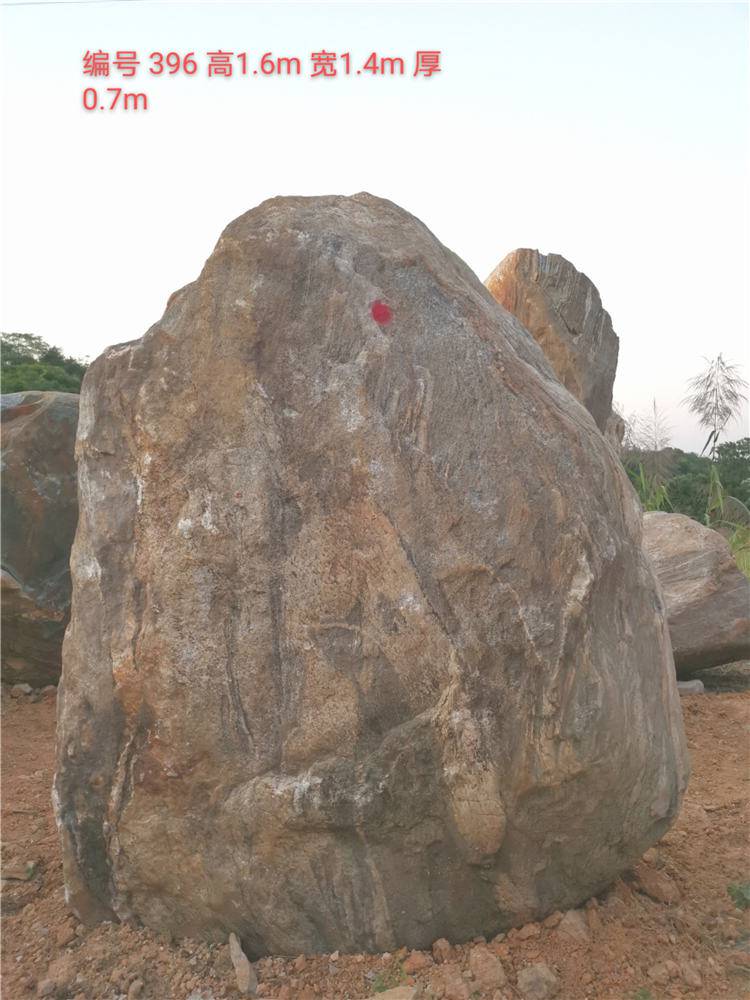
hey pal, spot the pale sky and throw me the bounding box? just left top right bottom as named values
left=1, top=0, right=748, bottom=452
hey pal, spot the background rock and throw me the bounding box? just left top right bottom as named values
left=604, top=410, right=625, bottom=451
left=1, top=391, right=79, bottom=686
left=643, top=512, right=750, bottom=676
left=56, top=194, right=687, bottom=955
left=485, top=249, right=619, bottom=434
left=677, top=679, right=705, bottom=695
left=692, top=660, right=750, bottom=692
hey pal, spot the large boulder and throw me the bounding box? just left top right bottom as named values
left=1, top=391, right=79, bottom=687
left=643, top=512, right=750, bottom=676
left=485, top=249, right=619, bottom=434
left=56, top=194, right=687, bottom=955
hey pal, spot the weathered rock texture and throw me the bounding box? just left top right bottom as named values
left=56, top=194, right=687, bottom=955
left=485, top=250, right=619, bottom=434
left=1, top=391, right=79, bottom=686
left=643, top=512, right=750, bottom=676
left=604, top=410, right=626, bottom=451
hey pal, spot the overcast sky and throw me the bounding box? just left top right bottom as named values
left=1, top=0, right=747, bottom=452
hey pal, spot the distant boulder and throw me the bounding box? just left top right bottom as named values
left=643, top=512, right=750, bottom=676
left=1, top=391, right=79, bottom=686
left=486, top=249, right=619, bottom=435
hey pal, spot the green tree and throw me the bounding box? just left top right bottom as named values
left=716, top=438, right=750, bottom=505
left=665, top=459, right=711, bottom=520
left=1, top=332, right=87, bottom=393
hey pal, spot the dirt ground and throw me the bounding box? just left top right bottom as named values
left=1, top=686, right=749, bottom=1000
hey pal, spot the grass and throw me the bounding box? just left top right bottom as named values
left=728, top=526, right=750, bottom=578
left=631, top=463, right=671, bottom=512
left=371, top=964, right=407, bottom=993
left=728, top=882, right=750, bottom=910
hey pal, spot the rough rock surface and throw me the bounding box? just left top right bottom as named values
left=1, top=391, right=79, bottom=686
left=604, top=409, right=625, bottom=452
left=485, top=249, right=619, bottom=434
left=516, top=962, right=559, bottom=1000
left=56, top=194, right=687, bottom=955
left=643, top=512, right=750, bottom=677
left=694, top=659, right=750, bottom=692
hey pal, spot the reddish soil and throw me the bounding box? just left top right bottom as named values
left=1, top=687, right=749, bottom=1000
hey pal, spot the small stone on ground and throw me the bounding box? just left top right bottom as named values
left=517, top=962, right=560, bottom=999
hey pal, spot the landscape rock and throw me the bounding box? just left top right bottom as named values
left=56, top=193, right=688, bottom=953
left=485, top=249, right=619, bottom=433
left=679, top=960, right=703, bottom=989
left=491, top=941, right=511, bottom=962
left=516, top=962, right=559, bottom=1000
left=436, top=966, right=470, bottom=1000
left=468, top=943, right=506, bottom=989
left=643, top=512, right=750, bottom=675
left=556, top=909, right=590, bottom=944
left=228, top=933, right=257, bottom=995
left=633, top=862, right=681, bottom=904
left=403, top=950, right=432, bottom=973
left=55, top=922, right=76, bottom=947
left=694, top=659, right=750, bottom=692
left=517, top=921, right=541, bottom=939
left=1, top=391, right=79, bottom=687
left=431, top=939, right=453, bottom=964
left=677, top=679, right=705, bottom=695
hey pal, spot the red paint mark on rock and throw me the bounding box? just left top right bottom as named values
left=370, top=300, right=393, bottom=325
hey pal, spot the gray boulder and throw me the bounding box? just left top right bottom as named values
left=1, top=391, right=79, bottom=686
left=643, top=512, right=750, bottom=676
